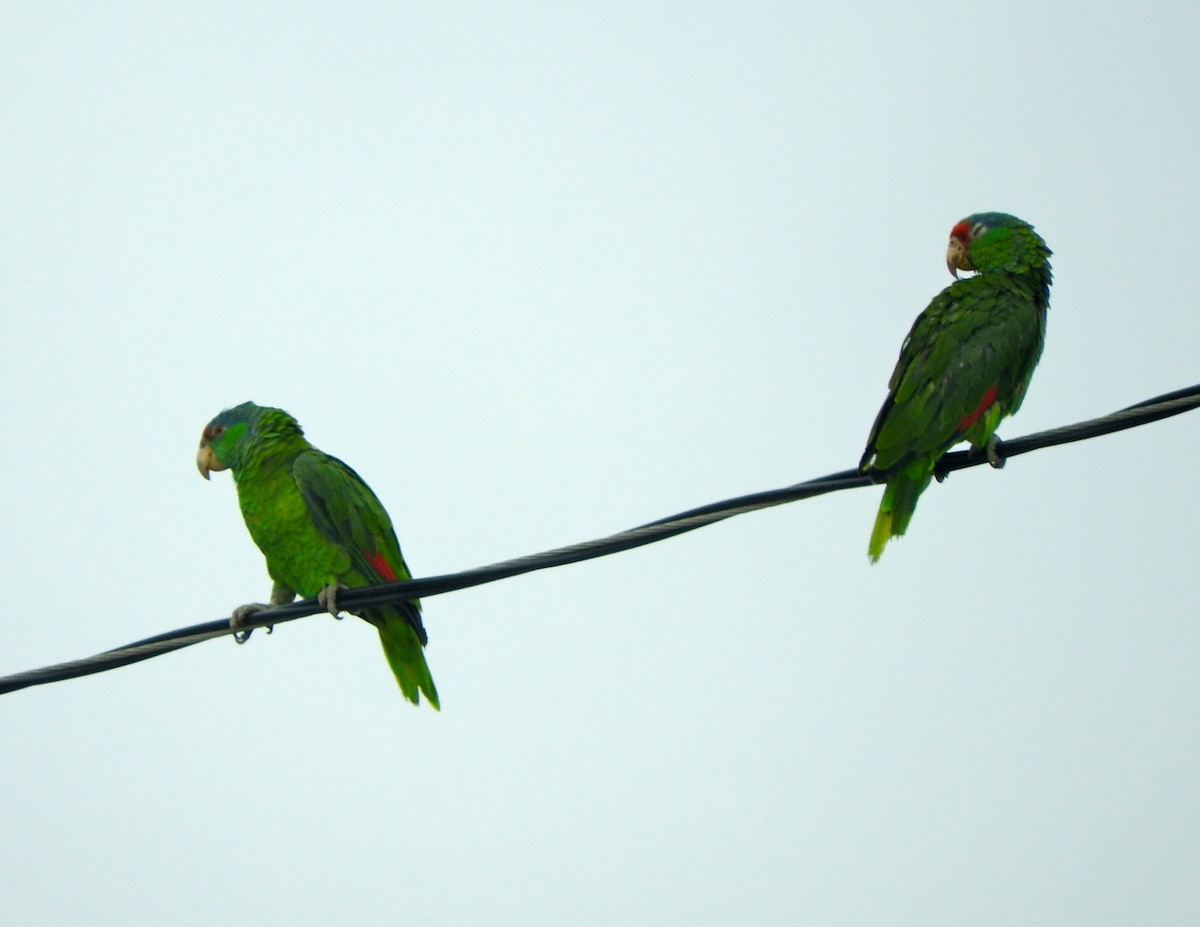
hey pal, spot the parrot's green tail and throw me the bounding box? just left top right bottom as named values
left=377, top=616, right=440, bottom=709
left=868, top=464, right=933, bottom=562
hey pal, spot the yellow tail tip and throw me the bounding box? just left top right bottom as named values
left=868, top=508, right=892, bottom=562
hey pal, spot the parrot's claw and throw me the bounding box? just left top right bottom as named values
left=230, top=603, right=274, bottom=644
left=985, top=435, right=1007, bottom=469
left=318, top=584, right=348, bottom=620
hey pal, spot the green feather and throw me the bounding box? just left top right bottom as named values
left=868, top=464, right=932, bottom=563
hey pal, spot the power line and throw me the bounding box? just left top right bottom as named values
left=3, top=382, right=1198, bottom=697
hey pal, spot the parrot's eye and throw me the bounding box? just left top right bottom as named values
left=970, top=221, right=988, bottom=239
left=211, top=424, right=226, bottom=438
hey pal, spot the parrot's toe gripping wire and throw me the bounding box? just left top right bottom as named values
left=986, top=436, right=1007, bottom=469
left=318, top=584, right=348, bottom=620
left=229, top=604, right=274, bottom=644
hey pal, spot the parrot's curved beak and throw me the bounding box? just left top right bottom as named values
left=196, top=444, right=228, bottom=480
left=946, top=237, right=972, bottom=279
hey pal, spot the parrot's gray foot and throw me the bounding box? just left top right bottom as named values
left=230, top=603, right=274, bottom=644
left=318, top=584, right=348, bottom=620
left=985, top=435, right=1007, bottom=469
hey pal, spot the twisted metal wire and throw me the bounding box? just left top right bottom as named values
left=3, top=383, right=1197, bottom=696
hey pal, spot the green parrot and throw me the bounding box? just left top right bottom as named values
left=196, top=402, right=438, bottom=708
left=860, top=212, right=1053, bottom=561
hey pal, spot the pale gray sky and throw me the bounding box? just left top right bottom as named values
left=3, top=3, right=1199, bottom=925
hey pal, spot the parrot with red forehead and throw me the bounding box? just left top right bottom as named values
left=196, top=402, right=438, bottom=707
left=860, top=212, right=1052, bottom=561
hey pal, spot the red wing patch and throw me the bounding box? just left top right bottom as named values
left=366, top=551, right=398, bottom=582
left=958, top=385, right=998, bottom=432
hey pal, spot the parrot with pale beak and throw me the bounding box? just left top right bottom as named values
left=197, top=402, right=438, bottom=707
left=860, top=213, right=1053, bottom=561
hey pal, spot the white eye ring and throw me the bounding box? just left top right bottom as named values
left=970, top=222, right=988, bottom=238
